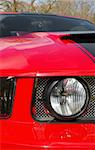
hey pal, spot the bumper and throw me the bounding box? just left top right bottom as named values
left=1, top=120, right=95, bottom=150
left=0, top=78, right=95, bottom=150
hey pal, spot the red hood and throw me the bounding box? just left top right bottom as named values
left=0, top=32, right=95, bottom=77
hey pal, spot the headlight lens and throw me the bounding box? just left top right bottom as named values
left=45, top=78, right=89, bottom=120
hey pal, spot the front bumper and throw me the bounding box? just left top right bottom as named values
left=0, top=78, right=95, bottom=150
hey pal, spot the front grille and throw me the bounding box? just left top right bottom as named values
left=0, top=77, right=15, bottom=118
left=80, top=77, right=95, bottom=120
left=32, top=77, right=95, bottom=122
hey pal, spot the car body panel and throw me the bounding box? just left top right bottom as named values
left=0, top=32, right=95, bottom=77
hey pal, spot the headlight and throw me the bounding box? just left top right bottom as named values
left=45, top=78, right=90, bottom=120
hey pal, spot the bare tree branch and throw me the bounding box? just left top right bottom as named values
left=30, top=0, right=36, bottom=12
left=44, top=0, right=56, bottom=13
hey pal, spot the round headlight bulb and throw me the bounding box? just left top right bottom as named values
left=45, top=78, right=89, bottom=120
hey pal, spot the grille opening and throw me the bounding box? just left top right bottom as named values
left=0, top=77, right=15, bottom=118
left=32, top=77, right=95, bottom=123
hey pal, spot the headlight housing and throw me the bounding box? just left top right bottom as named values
left=45, top=77, right=90, bottom=120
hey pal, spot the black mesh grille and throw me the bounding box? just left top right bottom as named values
left=32, top=77, right=95, bottom=122
left=0, top=77, right=15, bottom=118
left=80, top=77, right=95, bottom=120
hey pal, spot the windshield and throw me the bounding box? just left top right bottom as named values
left=0, top=14, right=95, bottom=37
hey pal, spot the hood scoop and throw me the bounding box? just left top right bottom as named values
left=60, top=31, right=95, bottom=58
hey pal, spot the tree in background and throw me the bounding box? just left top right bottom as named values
left=0, top=0, right=56, bottom=13
left=0, top=0, right=30, bottom=12
left=51, top=0, right=95, bottom=23
left=35, top=0, right=56, bottom=13
left=0, top=0, right=95, bottom=23
left=0, top=0, right=18, bottom=12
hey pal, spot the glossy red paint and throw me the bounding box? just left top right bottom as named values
left=0, top=78, right=95, bottom=150
left=0, top=32, right=95, bottom=149
left=0, top=32, right=95, bottom=77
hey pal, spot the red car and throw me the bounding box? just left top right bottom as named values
left=0, top=13, right=95, bottom=150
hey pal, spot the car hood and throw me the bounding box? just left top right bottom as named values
left=0, top=32, right=95, bottom=77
